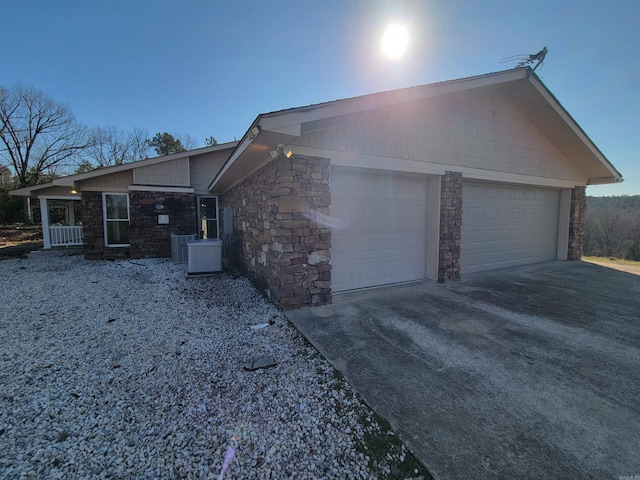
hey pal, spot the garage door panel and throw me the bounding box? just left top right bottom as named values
left=461, top=181, right=559, bottom=274
left=331, top=168, right=427, bottom=292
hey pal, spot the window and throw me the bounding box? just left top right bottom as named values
left=198, top=196, right=218, bottom=239
left=103, top=193, right=130, bottom=246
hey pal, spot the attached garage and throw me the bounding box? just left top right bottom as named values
left=203, top=67, right=622, bottom=309
left=461, top=181, right=560, bottom=274
left=331, top=167, right=428, bottom=292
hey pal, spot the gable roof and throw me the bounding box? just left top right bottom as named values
left=209, top=67, right=622, bottom=193
left=10, top=141, right=239, bottom=197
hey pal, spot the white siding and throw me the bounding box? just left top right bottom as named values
left=294, top=92, right=585, bottom=183
left=133, top=158, right=190, bottom=186
left=190, top=151, right=228, bottom=194
left=79, top=171, right=132, bottom=190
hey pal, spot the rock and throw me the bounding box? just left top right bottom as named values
left=243, top=355, right=278, bottom=371
left=308, top=250, right=330, bottom=265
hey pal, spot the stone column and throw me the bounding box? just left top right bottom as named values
left=220, top=154, right=331, bottom=309
left=567, top=186, right=586, bottom=261
left=82, top=192, right=105, bottom=260
left=438, top=171, right=463, bottom=282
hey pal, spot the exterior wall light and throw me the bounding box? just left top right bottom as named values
left=275, top=144, right=293, bottom=159
left=249, top=125, right=261, bottom=139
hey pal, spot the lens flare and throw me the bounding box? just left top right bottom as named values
left=382, top=24, right=408, bottom=59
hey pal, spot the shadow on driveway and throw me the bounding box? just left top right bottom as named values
left=287, top=260, right=640, bottom=479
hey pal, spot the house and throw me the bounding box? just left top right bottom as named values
left=10, top=142, right=238, bottom=258
left=12, top=68, right=623, bottom=309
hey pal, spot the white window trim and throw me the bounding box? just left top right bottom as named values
left=102, top=192, right=130, bottom=247
left=197, top=195, right=219, bottom=239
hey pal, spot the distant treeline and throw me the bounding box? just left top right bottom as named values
left=585, top=195, right=640, bottom=260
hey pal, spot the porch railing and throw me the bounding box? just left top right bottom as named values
left=49, top=225, right=83, bottom=247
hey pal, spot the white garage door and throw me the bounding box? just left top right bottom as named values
left=461, top=182, right=559, bottom=274
left=331, top=168, right=427, bottom=292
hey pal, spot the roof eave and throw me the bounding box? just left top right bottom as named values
left=10, top=141, right=239, bottom=197
left=526, top=72, right=623, bottom=182
left=588, top=176, right=624, bottom=186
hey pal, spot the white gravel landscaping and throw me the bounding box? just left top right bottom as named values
left=0, top=250, right=426, bottom=480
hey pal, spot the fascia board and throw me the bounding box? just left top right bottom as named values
left=36, top=195, right=80, bottom=201
left=527, top=74, right=623, bottom=182
left=207, top=135, right=255, bottom=191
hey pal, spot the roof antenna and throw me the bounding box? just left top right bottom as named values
left=500, top=47, right=548, bottom=73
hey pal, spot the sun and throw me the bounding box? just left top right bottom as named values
left=382, top=24, right=408, bottom=59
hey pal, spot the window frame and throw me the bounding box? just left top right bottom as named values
left=102, top=192, right=130, bottom=247
left=197, top=196, right=219, bottom=239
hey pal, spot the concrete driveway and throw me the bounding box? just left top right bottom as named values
left=287, top=261, right=640, bottom=479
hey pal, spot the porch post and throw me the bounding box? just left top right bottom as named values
left=39, top=197, right=51, bottom=249
left=69, top=201, right=76, bottom=225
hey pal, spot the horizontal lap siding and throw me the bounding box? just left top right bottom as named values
left=295, top=93, right=584, bottom=183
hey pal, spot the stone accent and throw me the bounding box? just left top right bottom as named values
left=438, top=171, right=463, bottom=282
left=128, top=191, right=197, bottom=258
left=82, top=192, right=111, bottom=260
left=221, top=154, right=331, bottom=310
left=567, top=185, right=586, bottom=261
left=82, top=190, right=197, bottom=260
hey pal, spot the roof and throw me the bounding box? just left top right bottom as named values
left=210, top=67, right=622, bottom=193
left=10, top=141, right=238, bottom=197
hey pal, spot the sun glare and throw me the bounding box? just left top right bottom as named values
left=382, top=24, right=408, bottom=59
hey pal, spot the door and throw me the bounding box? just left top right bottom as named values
left=331, top=167, right=428, bottom=292
left=461, top=181, right=559, bottom=274
left=198, top=196, right=219, bottom=239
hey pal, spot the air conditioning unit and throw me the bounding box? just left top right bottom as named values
left=171, top=234, right=197, bottom=263
left=187, top=239, right=222, bottom=274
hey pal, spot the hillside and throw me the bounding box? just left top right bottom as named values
left=585, top=195, right=640, bottom=260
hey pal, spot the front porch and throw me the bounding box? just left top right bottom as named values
left=38, top=196, right=83, bottom=249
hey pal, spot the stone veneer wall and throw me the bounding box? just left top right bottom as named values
left=82, top=190, right=197, bottom=260
left=438, top=171, right=463, bottom=282
left=128, top=191, right=197, bottom=258
left=567, top=185, right=586, bottom=261
left=221, top=154, right=331, bottom=309
left=82, top=192, right=112, bottom=260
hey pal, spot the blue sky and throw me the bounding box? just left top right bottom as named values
left=2, top=0, right=638, bottom=196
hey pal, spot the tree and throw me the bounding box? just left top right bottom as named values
left=0, top=166, right=22, bottom=224
left=181, top=134, right=199, bottom=151
left=0, top=84, right=89, bottom=188
left=204, top=136, right=218, bottom=146
left=74, top=160, right=95, bottom=174
left=597, top=207, right=624, bottom=257
left=147, top=132, right=199, bottom=156
left=624, top=210, right=640, bottom=260
left=86, top=126, right=149, bottom=169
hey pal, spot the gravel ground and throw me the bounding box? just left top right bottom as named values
left=0, top=250, right=427, bottom=480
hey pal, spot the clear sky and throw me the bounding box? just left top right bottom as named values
left=2, top=0, right=638, bottom=196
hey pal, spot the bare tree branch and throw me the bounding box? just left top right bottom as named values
left=0, top=84, right=89, bottom=187
left=85, top=126, right=150, bottom=169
